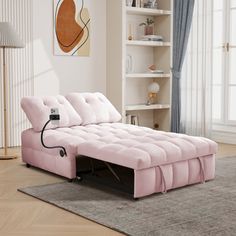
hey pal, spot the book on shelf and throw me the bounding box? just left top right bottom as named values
left=126, top=114, right=139, bottom=125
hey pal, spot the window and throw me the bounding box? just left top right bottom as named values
left=213, top=0, right=236, bottom=127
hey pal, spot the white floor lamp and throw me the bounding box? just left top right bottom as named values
left=0, top=22, right=24, bottom=160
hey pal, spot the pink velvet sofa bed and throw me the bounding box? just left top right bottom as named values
left=21, top=92, right=217, bottom=198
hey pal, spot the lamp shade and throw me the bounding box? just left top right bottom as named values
left=0, top=22, right=24, bottom=48
left=148, top=81, right=160, bottom=93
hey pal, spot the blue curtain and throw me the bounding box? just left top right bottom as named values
left=171, top=0, right=195, bottom=133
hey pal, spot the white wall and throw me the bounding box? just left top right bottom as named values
left=0, top=0, right=33, bottom=147
left=33, top=0, right=106, bottom=96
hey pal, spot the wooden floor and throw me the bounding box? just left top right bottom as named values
left=1, top=143, right=236, bottom=236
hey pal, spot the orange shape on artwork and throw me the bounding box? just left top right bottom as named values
left=56, top=0, right=84, bottom=53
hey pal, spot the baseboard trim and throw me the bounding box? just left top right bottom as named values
left=212, top=131, right=236, bottom=145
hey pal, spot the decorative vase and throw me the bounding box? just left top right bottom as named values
left=126, top=54, right=133, bottom=73
left=145, top=25, right=154, bottom=35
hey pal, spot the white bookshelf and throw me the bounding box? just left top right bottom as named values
left=126, top=6, right=171, bottom=16
left=126, top=73, right=170, bottom=78
left=126, top=40, right=171, bottom=47
left=107, top=0, right=172, bottom=130
left=125, top=104, right=170, bottom=111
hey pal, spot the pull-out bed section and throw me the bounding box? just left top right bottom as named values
left=21, top=93, right=217, bottom=198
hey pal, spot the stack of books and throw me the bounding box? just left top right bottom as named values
left=126, top=114, right=139, bottom=125
left=141, top=35, right=163, bottom=41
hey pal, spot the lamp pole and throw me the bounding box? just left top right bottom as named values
left=2, top=47, right=8, bottom=156
left=0, top=22, right=24, bottom=160
left=0, top=46, right=14, bottom=159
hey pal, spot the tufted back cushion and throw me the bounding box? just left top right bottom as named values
left=21, top=95, right=82, bottom=132
left=66, top=92, right=122, bottom=125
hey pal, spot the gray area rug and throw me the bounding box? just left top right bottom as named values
left=18, top=157, right=236, bottom=236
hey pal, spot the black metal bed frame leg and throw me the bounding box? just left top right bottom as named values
left=104, top=161, right=121, bottom=182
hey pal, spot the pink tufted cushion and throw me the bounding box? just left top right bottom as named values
left=75, top=123, right=218, bottom=170
left=21, top=96, right=82, bottom=132
left=66, top=92, right=121, bottom=125
left=22, top=122, right=217, bottom=170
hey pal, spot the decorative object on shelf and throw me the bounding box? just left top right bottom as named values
left=144, top=0, right=158, bottom=9
left=140, top=0, right=144, bottom=8
left=126, top=0, right=133, bottom=7
left=149, top=64, right=156, bottom=70
left=128, top=23, right=133, bottom=40
left=141, top=35, right=163, bottom=42
left=146, top=81, right=160, bottom=105
left=126, top=114, right=131, bottom=124
left=133, top=0, right=141, bottom=7
left=139, top=18, right=154, bottom=35
left=148, top=64, right=164, bottom=74
left=150, top=70, right=164, bottom=74
left=0, top=22, right=24, bottom=160
left=126, top=54, right=133, bottom=73
left=131, top=115, right=139, bottom=125
left=54, top=0, right=90, bottom=56
left=127, top=114, right=139, bottom=125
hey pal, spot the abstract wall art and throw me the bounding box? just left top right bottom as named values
left=54, top=0, right=90, bottom=56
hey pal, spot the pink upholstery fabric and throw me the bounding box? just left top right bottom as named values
left=76, top=123, right=217, bottom=170
left=22, top=123, right=217, bottom=171
left=21, top=122, right=217, bottom=197
left=66, top=92, right=121, bottom=125
left=21, top=96, right=82, bottom=132
left=21, top=93, right=217, bottom=198
left=21, top=146, right=76, bottom=179
left=134, top=154, right=215, bottom=198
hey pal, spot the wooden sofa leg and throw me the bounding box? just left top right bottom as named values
left=26, top=163, right=31, bottom=168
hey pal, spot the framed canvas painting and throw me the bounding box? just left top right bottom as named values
left=54, top=0, right=90, bottom=56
